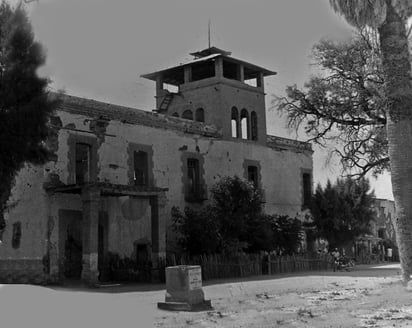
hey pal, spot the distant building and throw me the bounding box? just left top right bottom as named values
left=0, top=47, right=313, bottom=284
left=371, top=198, right=396, bottom=243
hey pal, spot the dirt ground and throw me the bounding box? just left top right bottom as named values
left=155, top=263, right=412, bottom=328
left=0, top=263, right=410, bottom=328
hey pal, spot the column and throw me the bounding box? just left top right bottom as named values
left=81, top=186, right=100, bottom=285
left=214, top=57, right=223, bottom=78
left=237, top=64, right=244, bottom=82
left=184, top=66, right=192, bottom=84
left=150, top=192, right=167, bottom=282
left=155, top=74, right=164, bottom=109
left=257, top=72, right=264, bottom=90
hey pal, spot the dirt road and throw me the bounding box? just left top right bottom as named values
left=155, top=263, right=412, bottom=327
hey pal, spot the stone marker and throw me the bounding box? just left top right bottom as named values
left=157, top=265, right=212, bottom=311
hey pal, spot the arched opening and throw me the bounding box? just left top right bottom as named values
left=231, top=107, right=239, bottom=138
left=195, top=108, right=205, bottom=122
left=182, top=110, right=193, bottom=120
left=172, top=112, right=179, bottom=117
left=240, top=109, right=249, bottom=140
left=251, top=111, right=258, bottom=141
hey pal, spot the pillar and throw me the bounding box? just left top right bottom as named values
left=214, top=57, right=223, bottom=78
left=237, top=64, right=244, bottom=82
left=81, top=186, right=100, bottom=285
left=184, top=66, right=192, bottom=84
left=150, top=193, right=167, bottom=281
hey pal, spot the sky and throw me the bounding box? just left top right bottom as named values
left=16, top=0, right=393, bottom=200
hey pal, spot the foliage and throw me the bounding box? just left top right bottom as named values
left=172, top=176, right=303, bottom=255
left=0, top=1, right=59, bottom=230
left=309, top=177, right=375, bottom=248
left=276, top=31, right=389, bottom=177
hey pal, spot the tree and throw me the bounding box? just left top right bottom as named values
left=328, top=0, right=412, bottom=283
left=277, top=32, right=388, bottom=177
left=0, top=2, right=58, bottom=234
left=172, top=176, right=303, bottom=255
left=310, top=178, right=375, bottom=249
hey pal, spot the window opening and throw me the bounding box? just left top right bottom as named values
left=187, top=158, right=200, bottom=195
left=223, top=60, right=239, bottom=80
left=247, top=166, right=259, bottom=188
left=182, top=110, right=193, bottom=120
left=75, top=143, right=91, bottom=184
left=134, top=151, right=149, bottom=186
left=195, top=108, right=205, bottom=122
left=191, top=61, right=215, bottom=81
left=240, top=109, right=249, bottom=140
left=251, top=111, right=258, bottom=141
left=231, top=107, right=239, bottom=138
left=302, top=173, right=312, bottom=207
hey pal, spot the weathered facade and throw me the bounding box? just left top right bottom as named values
left=0, top=47, right=313, bottom=284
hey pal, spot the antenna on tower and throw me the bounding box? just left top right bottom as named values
left=208, top=19, right=211, bottom=48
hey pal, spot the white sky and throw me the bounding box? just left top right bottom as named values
left=18, top=0, right=393, bottom=200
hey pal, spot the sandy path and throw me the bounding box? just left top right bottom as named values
left=155, top=264, right=412, bottom=327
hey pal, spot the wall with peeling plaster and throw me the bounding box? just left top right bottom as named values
left=0, top=93, right=312, bottom=282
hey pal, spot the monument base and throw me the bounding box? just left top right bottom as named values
left=157, top=300, right=213, bottom=312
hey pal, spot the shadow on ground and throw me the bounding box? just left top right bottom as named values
left=45, top=263, right=402, bottom=294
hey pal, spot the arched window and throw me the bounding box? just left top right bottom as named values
left=251, top=111, right=258, bottom=141
left=240, top=109, right=249, bottom=140
left=172, top=112, right=179, bottom=117
left=182, top=110, right=193, bottom=120
left=231, top=107, right=239, bottom=138
left=195, top=108, right=205, bottom=122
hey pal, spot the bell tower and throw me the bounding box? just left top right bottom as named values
left=141, top=47, right=276, bottom=145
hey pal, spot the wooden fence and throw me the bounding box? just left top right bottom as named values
left=156, top=253, right=332, bottom=282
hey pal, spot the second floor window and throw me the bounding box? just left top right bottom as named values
left=134, top=150, right=149, bottom=186
left=247, top=165, right=259, bottom=188
left=187, top=158, right=200, bottom=194
left=75, top=143, right=91, bottom=184
left=302, top=172, right=312, bottom=207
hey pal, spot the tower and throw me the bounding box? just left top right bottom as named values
left=141, top=47, right=276, bottom=144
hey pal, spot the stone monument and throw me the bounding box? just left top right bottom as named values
left=157, top=265, right=212, bottom=311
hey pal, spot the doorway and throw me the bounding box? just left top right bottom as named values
left=59, top=210, right=83, bottom=280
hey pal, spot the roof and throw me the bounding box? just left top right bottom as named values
left=190, top=46, right=232, bottom=58
left=140, top=51, right=276, bottom=83
left=54, top=93, right=221, bottom=138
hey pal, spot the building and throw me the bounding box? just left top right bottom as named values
left=0, top=47, right=313, bottom=285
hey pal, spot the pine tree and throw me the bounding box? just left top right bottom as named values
left=0, top=1, right=58, bottom=232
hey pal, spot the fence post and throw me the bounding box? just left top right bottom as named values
left=268, top=253, right=271, bottom=275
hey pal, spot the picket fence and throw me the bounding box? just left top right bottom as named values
left=156, top=253, right=332, bottom=282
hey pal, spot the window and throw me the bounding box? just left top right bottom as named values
left=75, top=143, right=91, bottom=184
left=251, top=111, right=258, bottom=141
left=187, top=158, right=200, bottom=195
left=231, top=107, right=239, bottom=138
left=195, top=108, right=205, bottom=122
left=240, top=109, right=249, bottom=140
left=247, top=166, right=259, bottom=188
left=302, top=173, right=312, bottom=207
left=378, top=228, right=385, bottom=239
left=172, top=112, right=179, bottom=117
left=182, top=110, right=193, bottom=120
left=134, top=151, right=149, bottom=186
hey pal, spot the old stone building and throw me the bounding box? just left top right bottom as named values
left=0, top=47, right=313, bottom=285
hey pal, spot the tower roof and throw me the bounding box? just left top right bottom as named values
left=141, top=47, right=276, bottom=86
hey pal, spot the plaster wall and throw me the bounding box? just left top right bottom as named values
left=167, top=78, right=267, bottom=142
left=4, top=104, right=312, bottom=263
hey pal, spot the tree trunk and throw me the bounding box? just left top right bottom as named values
left=379, top=1, right=412, bottom=283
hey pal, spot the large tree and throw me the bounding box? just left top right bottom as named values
left=328, top=0, right=412, bottom=283
left=310, top=178, right=375, bottom=249
left=0, top=2, right=57, bottom=233
left=277, top=31, right=388, bottom=177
